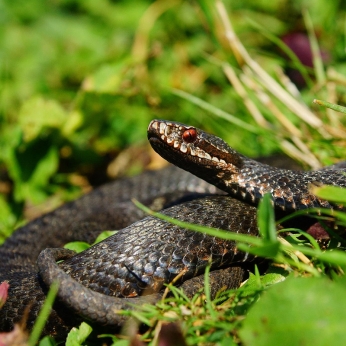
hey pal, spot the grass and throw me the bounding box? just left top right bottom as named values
left=1, top=0, right=346, bottom=345
left=28, top=282, right=59, bottom=346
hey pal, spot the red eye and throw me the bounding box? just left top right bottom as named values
left=182, top=128, right=197, bottom=143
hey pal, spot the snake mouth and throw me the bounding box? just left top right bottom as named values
left=147, top=120, right=162, bottom=142
left=147, top=121, right=168, bottom=156
left=148, top=119, right=184, bottom=156
left=148, top=119, right=244, bottom=170
left=148, top=119, right=203, bottom=162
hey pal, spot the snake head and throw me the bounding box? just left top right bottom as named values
left=148, top=120, right=243, bottom=187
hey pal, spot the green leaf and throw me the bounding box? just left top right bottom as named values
left=64, top=241, right=91, bottom=253
left=109, top=341, right=130, bottom=346
left=38, top=336, right=57, bottom=346
left=61, top=110, right=84, bottom=137
left=66, top=322, right=93, bottom=346
left=260, top=266, right=289, bottom=286
left=18, top=96, right=69, bottom=142
left=94, top=230, right=118, bottom=244
left=239, top=277, right=346, bottom=346
left=0, top=194, right=18, bottom=242
left=243, top=268, right=287, bottom=291
left=6, top=137, right=59, bottom=203
left=243, top=272, right=264, bottom=291
left=82, top=61, right=127, bottom=94
left=310, top=185, right=346, bottom=205
left=315, top=249, right=346, bottom=266
left=64, top=231, right=117, bottom=252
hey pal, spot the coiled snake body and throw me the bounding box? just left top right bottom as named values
left=0, top=120, right=345, bottom=339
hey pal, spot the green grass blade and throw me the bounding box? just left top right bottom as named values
left=257, top=193, right=277, bottom=242
left=313, top=99, right=346, bottom=115
left=28, top=281, right=59, bottom=346
left=171, top=88, right=262, bottom=134
left=132, top=198, right=263, bottom=246
left=203, top=263, right=217, bottom=319
left=310, top=185, right=346, bottom=205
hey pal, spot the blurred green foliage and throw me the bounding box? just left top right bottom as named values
left=0, top=0, right=345, bottom=239
left=1, top=1, right=346, bottom=344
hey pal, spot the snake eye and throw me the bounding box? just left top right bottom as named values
left=182, top=128, right=197, bottom=143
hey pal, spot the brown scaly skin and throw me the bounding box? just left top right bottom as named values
left=0, top=166, right=224, bottom=338
left=148, top=120, right=346, bottom=211
left=1, top=120, right=345, bottom=340
left=38, top=196, right=254, bottom=328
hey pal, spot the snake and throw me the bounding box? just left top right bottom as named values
left=0, top=119, right=345, bottom=339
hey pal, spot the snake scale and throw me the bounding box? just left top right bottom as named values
left=0, top=119, right=345, bottom=339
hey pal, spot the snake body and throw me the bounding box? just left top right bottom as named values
left=0, top=120, right=345, bottom=339
left=148, top=120, right=346, bottom=211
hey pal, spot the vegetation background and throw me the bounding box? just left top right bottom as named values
left=0, top=0, right=346, bottom=344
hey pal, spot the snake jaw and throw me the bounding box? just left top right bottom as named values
left=148, top=120, right=244, bottom=190
left=148, top=120, right=243, bottom=170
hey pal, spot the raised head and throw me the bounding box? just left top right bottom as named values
left=148, top=120, right=243, bottom=187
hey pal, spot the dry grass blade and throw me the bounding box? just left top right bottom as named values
left=240, top=71, right=302, bottom=138
left=275, top=67, right=301, bottom=99
left=222, top=64, right=270, bottom=129
left=215, top=0, right=325, bottom=133
left=290, top=137, right=321, bottom=169
left=280, top=140, right=320, bottom=168
left=209, top=0, right=346, bottom=168
left=278, top=236, right=312, bottom=266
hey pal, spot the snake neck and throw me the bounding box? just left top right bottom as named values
left=148, top=120, right=346, bottom=211
left=148, top=119, right=243, bottom=185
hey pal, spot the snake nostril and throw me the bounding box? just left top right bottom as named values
left=182, top=128, right=197, bottom=143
